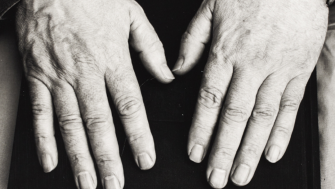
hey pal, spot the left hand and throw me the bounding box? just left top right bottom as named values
left=174, top=0, right=328, bottom=188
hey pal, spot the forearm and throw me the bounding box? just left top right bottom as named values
left=0, top=19, right=22, bottom=188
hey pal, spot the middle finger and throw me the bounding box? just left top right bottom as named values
left=75, top=78, right=124, bottom=189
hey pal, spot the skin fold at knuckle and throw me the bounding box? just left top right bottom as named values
left=251, top=104, right=278, bottom=122
left=271, top=125, right=291, bottom=140
left=84, top=113, right=111, bottom=134
left=31, top=102, right=52, bottom=118
left=70, top=153, right=90, bottom=167
left=127, top=130, right=150, bottom=147
left=34, top=135, right=51, bottom=152
left=58, top=114, right=84, bottom=135
left=115, top=95, right=142, bottom=120
left=198, top=87, right=224, bottom=109
left=239, top=142, right=260, bottom=160
left=212, top=146, right=235, bottom=162
left=280, top=97, right=302, bottom=112
left=190, top=121, right=214, bottom=143
left=221, top=105, right=249, bottom=123
left=95, top=154, right=120, bottom=169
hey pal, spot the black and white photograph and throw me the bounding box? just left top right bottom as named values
left=0, top=0, right=333, bottom=188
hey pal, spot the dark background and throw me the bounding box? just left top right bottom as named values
left=4, top=0, right=320, bottom=188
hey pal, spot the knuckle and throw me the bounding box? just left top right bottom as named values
left=198, top=87, right=224, bottom=109
left=127, top=130, right=149, bottom=146
left=31, top=103, right=52, bottom=117
left=251, top=104, right=277, bottom=121
left=70, top=153, right=89, bottom=167
left=181, top=31, right=193, bottom=43
left=192, top=121, right=213, bottom=138
left=84, top=113, right=110, bottom=134
left=58, top=114, right=84, bottom=135
left=148, top=40, right=164, bottom=52
left=115, top=95, right=142, bottom=119
left=96, top=154, right=119, bottom=167
left=272, top=125, right=291, bottom=139
left=210, top=42, right=224, bottom=57
left=35, top=135, right=49, bottom=148
left=64, top=136, right=82, bottom=149
left=222, top=105, right=249, bottom=123
left=240, top=143, right=259, bottom=159
left=212, top=146, right=235, bottom=161
left=280, top=97, right=302, bottom=112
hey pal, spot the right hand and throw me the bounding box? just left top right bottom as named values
left=16, top=0, right=174, bottom=188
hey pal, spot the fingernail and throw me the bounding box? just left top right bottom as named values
left=231, top=164, right=250, bottom=185
left=161, top=64, right=175, bottom=80
left=209, top=168, right=226, bottom=188
left=172, top=56, right=184, bottom=72
left=189, top=144, right=204, bottom=163
left=41, top=154, right=54, bottom=173
left=104, top=176, right=120, bottom=189
left=137, top=153, right=153, bottom=170
left=266, top=145, right=281, bottom=163
left=77, top=172, right=94, bottom=189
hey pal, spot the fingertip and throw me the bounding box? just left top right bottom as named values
left=189, top=144, right=205, bottom=163
left=172, top=56, right=196, bottom=76
left=158, top=64, right=175, bottom=83
left=172, top=56, right=184, bottom=72
left=265, top=145, right=281, bottom=163
left=41, top=154, right=57, bottom=173
left=104, top=175, right=122, bottom=189
left=76, top=171, right=96, bottom=189
left=136, top=153, right=155, bottom=170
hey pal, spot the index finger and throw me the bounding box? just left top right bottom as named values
left=106, top=52, right=156, bottom=170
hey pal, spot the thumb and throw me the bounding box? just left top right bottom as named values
left=129, top=2, right=174, bottom=83
left=173, top=0, right=214, bottom=75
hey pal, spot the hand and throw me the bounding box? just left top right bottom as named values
left=174, top=0, right=327, bottom=188
left=16, top=0, right=174, bottom=188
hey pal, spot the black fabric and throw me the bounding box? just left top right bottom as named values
left=6, top=0, right=320, bottom=188
left=0, top=0, right=19, bottom=19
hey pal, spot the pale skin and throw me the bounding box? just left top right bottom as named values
left=15, top=0, right=329, bottom=189
left=16, top=0, right=174, bottom=189
left=173, top=0, right=328, bottom=188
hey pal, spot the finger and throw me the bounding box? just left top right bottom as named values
left=106, top=57, right=156, bottom=171
left=264, top=74, right=309, bottom=163
left=29, top=78, right=58, bottom=173
left=230, top=75, right=288, bottom=186
left=75, top=79, right=124, bottom=189
left=129, top=1, right=174, bottom=83
left=187, top=58, right=233, bottom=163
left=207, top=72, right=264, bottom=189
left=52, top=83, right=97, bottom=189
left=173, top=0, right=214, bottom=75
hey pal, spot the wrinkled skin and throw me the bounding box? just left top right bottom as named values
left=16, top=0, right=174, bottom=188
left=174, top=0, right=328, bottom=188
